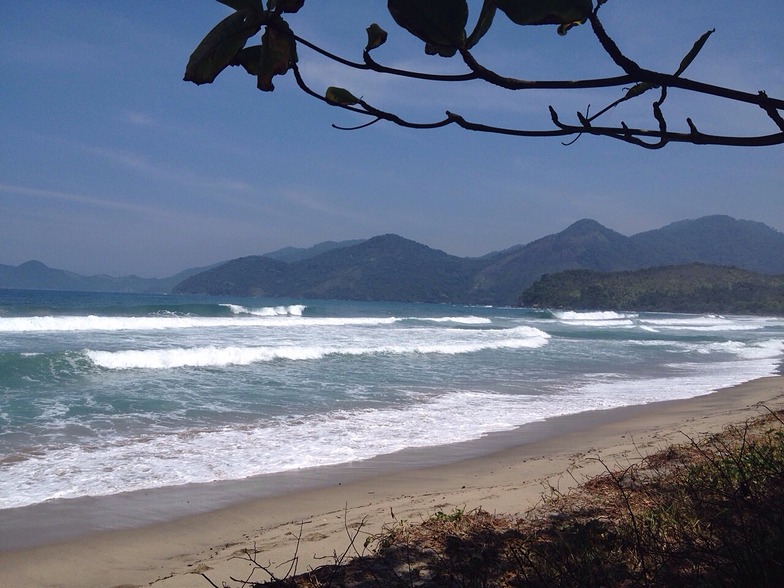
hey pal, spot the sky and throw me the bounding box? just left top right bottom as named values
left=1, top=1, right=782, bottom=278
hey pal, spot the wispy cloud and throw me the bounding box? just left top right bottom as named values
left=0, top=183, right=169, bottom=216
left=85, top=145, right=255, bottom=194
left=122, top=110, right=157, bottom=127
left=282, top=187, right=373, bottom=225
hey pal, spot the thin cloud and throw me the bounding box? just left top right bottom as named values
left=0, top=183, right=168, bottom=216
left=282, top=187, right=373, bottom=225
left=86, top=145, right=254, bottom=193
left=122, top=110, right=156, bottom=126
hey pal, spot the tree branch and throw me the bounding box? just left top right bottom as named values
left=458, top=48, right=635, bottom=91
left=188, top=1, right=784, bottom=149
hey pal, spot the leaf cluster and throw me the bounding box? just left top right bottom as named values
left=184, top=0, right=302, bottom=91
left=185, top=1, right=784, bottom=147
left=185, top=1, right=595, bottom=97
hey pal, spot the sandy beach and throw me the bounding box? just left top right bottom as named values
left=1, top=375, right=782, bottom=588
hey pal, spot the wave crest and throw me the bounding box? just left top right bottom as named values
left=221, top=304, right=306, bottom=317
left=86, top=325, right=550, bottom=370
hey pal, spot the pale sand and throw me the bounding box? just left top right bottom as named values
left=1, top=375, right=782, bottom=588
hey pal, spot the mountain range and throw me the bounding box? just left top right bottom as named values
left=3, top=215, right=783, bottom=305
left=0, top=260, right=218, bottom=295
left=174, top=215, right=784, bottom=304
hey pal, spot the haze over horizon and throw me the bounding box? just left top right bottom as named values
left=2, top=2, right=783, bottom=278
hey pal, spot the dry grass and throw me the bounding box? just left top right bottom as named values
left=209, top=409, right=784, bottom=588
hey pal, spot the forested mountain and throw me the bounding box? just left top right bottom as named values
left=174, top=235, right=483, bottom=302
left=468, top=219, right=658, bottom=304
left=5, top=216, right=783, bottom=305
left=518, top=264, right=784, bottom=315
left=630, top=215, right=784, bottom=273
left=176, top=216, right=784, bottom=305
left=0, top=260, right=219, bottom=293
left=262, top=239, right=366, bottom=263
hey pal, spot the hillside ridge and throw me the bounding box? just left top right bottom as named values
left=4, top=216, right=783, bottom=305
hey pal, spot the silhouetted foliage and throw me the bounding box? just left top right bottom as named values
left=186, top=1, right=784, bottom=148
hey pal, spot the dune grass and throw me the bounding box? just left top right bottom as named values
left=209, top=409, right=784, bottom=587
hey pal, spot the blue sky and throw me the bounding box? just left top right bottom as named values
left=1, top=1, right=782, bottom=277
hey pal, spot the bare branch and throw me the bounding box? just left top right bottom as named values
left=458, top=48, right=635, bottom=91
left=589, top=11, right=642, bottom=76
left=286, top=26, right=480, bottom=83
left=187, top=1, right=784, bottom=149
left=759, top=91, right=784, bottom=132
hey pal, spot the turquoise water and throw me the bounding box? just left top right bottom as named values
left=1, top=289, right=782, bottom=509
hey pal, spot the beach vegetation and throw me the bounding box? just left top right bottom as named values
left=186, top=1, right=784, bottom=148
left=206, top=409, right=784, bottom=586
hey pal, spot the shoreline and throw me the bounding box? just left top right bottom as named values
left=1, top=375, right=783, bottom=587
left=1, top=379, right=767, bottom=552
left=0, top=389, right=709, bottom=552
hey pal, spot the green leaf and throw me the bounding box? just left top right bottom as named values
left=257, top=24, right=298, bottom=92
left=493, top=0, right=592, bottom=31
left=387, top=0, right=468, bottom=57
left=184, top=10, right=262, bottom=85
left=325, top=86, right=360, bottom=106
left=365, top=23, right=389, bottom=51
left=466, top=0, right=497, bottom=49
left=674, top=29, right=714, bottom=77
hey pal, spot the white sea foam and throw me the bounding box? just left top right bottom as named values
left=721, top=339, right=784, bottom=360
left=638, top=315, right=770, bottom=332
left=639, top=325, right=660, bottom=333
left=3, top=294, right=783, bottom=513
left=86, top=326, right=551, bottom=370
left=553, top=310, right=636, bottom=327
left=552, top=312, right=781, bottom=333
left=2, top=342, right=777, bottom=510
left=632, top=338, right=784, bottom=362
left=0, top=389, right=539, bottom=507
left=0, top=314, right=398, bottom=332
left=412, top=316, right=493, bottom=325
left=0, top=383, right=655, bottom=509
left=221, top=304, right=306, bottom=316
left=0, top=315, right=225, bottom=332
left=576, top=356, right=780, bottom=409
left=87, top=345, right=338, bottom=369
left=554, top=310, right=637, bottom=321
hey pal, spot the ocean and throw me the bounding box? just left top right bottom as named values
left=1, top=288, right=783, bottom=515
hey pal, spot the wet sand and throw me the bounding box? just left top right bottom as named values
left=1, top=375, right=782, bottom=588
